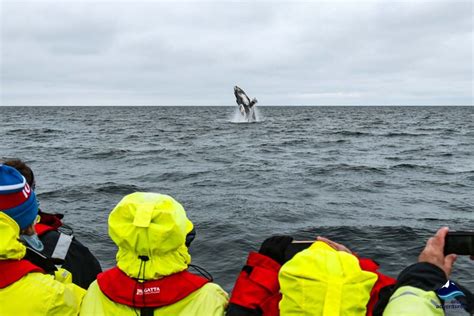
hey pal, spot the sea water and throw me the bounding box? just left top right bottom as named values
left=1, top=106, right=473, bottom=292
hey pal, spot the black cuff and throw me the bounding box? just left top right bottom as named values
left=452, top=282, right=474, bottom=314
left=396, top=262, right=447, bottom=291
left=226, top=303, right=262, bottom=316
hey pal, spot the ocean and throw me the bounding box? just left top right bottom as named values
left=1, top=106, right=473, bottom=292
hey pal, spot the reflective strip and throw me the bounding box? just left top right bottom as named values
left=389, top=290, right=420, bottom=302
left=51, top=233, right=73, bottom=261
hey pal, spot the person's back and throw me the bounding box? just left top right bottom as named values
left=80, top=192, right=228, bottom=316
left=37, top=214, right=102, bottom=289
left=0, top=165, right=85, bottom=315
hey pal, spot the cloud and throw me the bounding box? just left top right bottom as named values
left=1, top=0, right=472, bottom=105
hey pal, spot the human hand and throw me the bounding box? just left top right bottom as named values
left=317, top=236, right=352, bottom=254
left=418, top=227, right=457, bottom=277
left=259, top=235, right=294, bottom=265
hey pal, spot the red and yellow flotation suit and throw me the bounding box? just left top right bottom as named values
left=97, top=267, right=210, bottom=308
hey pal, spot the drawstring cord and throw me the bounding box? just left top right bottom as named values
left=139, top=256, right=149, bottom=308
left=188, top=264, right=213, bottom=282
left=130, top=258, right=210, bottom=315
left=132, top=256, right=149, bottom=316
left=132, top=259, right=144, bottom=316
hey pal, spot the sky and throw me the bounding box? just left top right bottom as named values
left=0, top=0, right=472, bottom=106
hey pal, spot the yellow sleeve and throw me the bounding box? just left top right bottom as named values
left=47, top=281, right=86, bottom=316
left=383, top=286, right=445, bottom=316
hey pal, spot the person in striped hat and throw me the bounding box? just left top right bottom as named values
left=0, top=164, right=85, bottom=316
left=0, top=163, right=43, bottom=250
left=3, top=158, right=102, bottom=289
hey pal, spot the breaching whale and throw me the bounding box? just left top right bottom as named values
left=234, top=86, right=258, bottom=122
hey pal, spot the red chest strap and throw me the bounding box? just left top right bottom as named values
left=97, top=267, right=210, bottom=308
left=0, top=259, right=45, bottom=288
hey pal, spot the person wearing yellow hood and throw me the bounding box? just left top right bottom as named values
left=0, top=165, right=85, bottom=315
left=278, top=240, right=379, bottom=316
left=80, top=192, right=228, bottom=316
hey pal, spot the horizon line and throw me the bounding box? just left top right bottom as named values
left=1, top=104, right=473, bottom=107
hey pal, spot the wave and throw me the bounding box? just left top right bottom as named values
left=306, top=164, right=386, bottom=176
left=5, top=128, right=64, bottom=136
left=292, top=225, right=427, bottom=246
left=38, top=183, right=141, bottom=198
left=330, top=131, right=371, bottom=136
left=96, top=183, right=141, bottom=195
left=384, top=156, right=402, bottom=161
left=278, top=139, right=309, bottom=146
left=77, top=149, right=133, bottom=159
left=382, top=132, right=429, bottom=137
left=390, top=164, right=435, bottom=171
left=158, top=170, right=212, bottom=182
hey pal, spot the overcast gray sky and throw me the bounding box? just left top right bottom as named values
left=1, top=0, right=472, bottom=105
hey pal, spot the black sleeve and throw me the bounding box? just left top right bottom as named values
left=64, top=237, right=102, bottom=289
left=395, top=262, right=447, bottom=291
left=373, top=262, right=446, bottom=316
left=226, top=303, right=262, bottom=316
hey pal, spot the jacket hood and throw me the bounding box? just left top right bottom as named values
left=279, top=241, right=377, bottom=316
left=109, top=192, right=193, bottom=280
left=0, top=212, right=26, bottom=260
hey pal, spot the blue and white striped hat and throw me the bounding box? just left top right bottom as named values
left=0, top=165, right=38, bottom=230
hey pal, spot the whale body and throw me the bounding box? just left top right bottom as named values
left=234, top=86, right=257, bottom=122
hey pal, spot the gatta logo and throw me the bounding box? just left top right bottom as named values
left=136, top=287, right=161, bottom=296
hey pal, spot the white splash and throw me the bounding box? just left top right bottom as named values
left=229, top=107, right=262, bottom=123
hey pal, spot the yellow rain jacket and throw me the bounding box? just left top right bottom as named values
left=279, top=241, right=378, bottom=316
left=80, top=192, right=228, bottom=316
left=0, top=212, right=85, bottom=316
